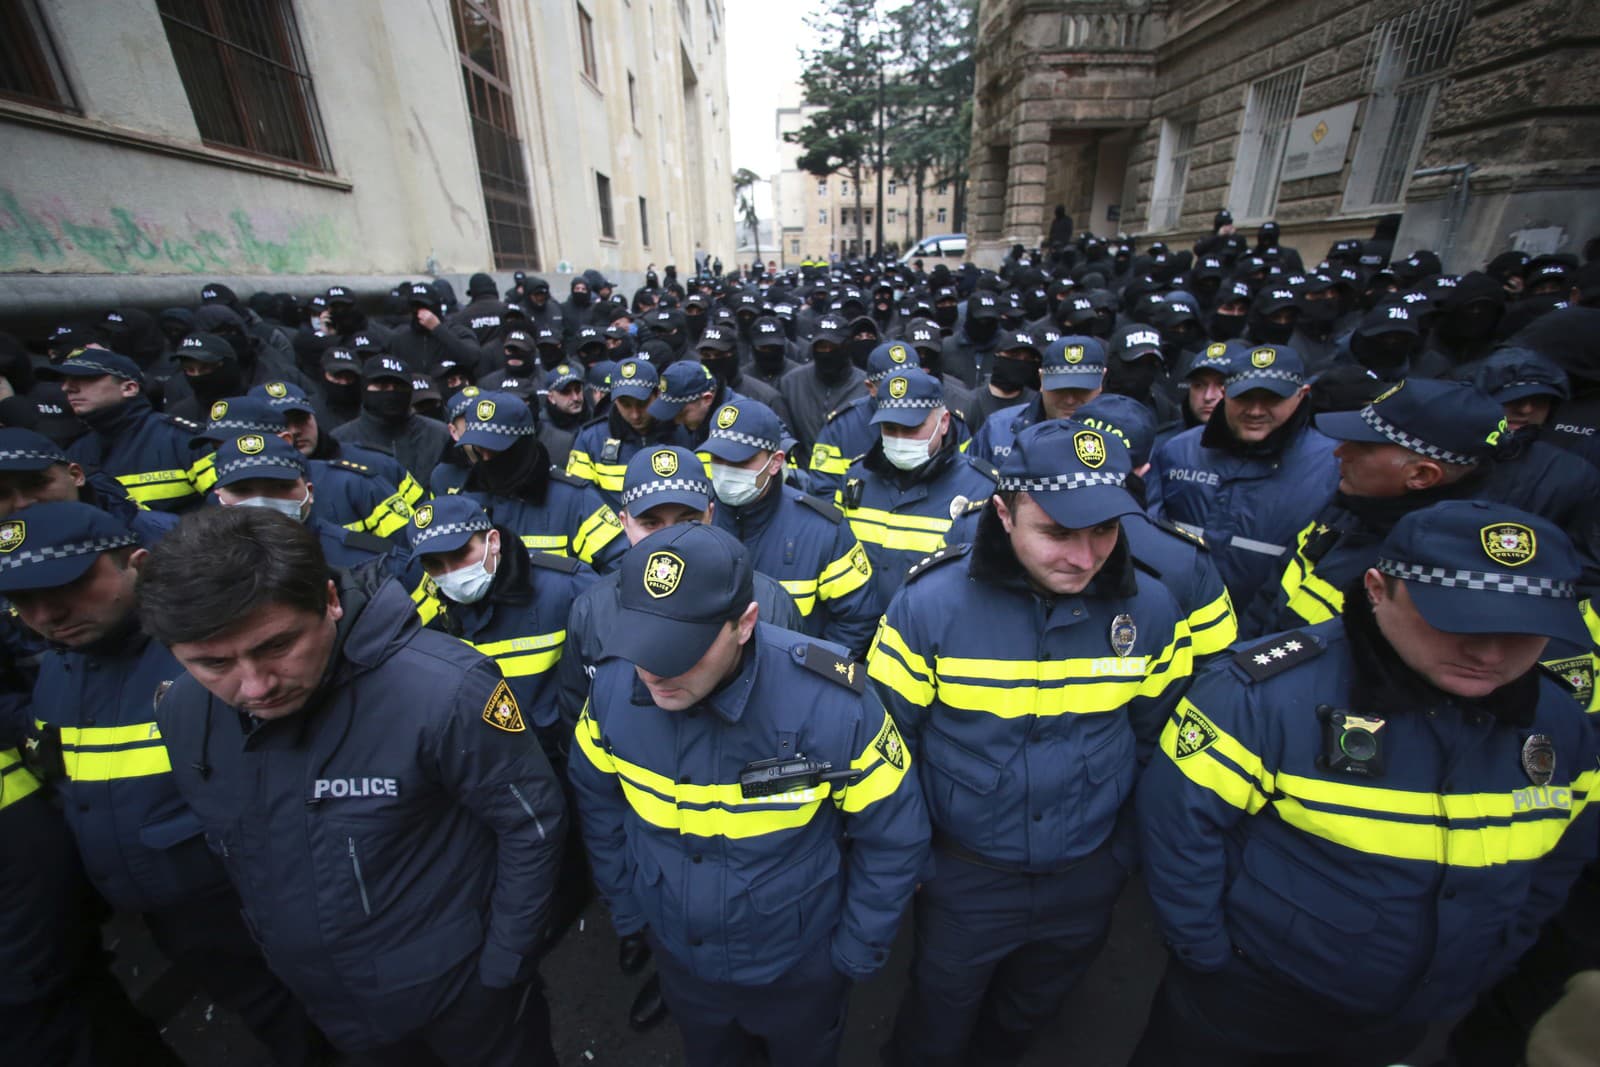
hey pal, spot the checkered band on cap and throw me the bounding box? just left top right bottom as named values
left=412, top=516, right=492, bottom=552
left=660, top=383, right=712, bottom=403
left=0, top=533, right=140, bottom=573
left=876, top=395, right=940, bottom=412
left=63, top=357, right=136, bottom=380
left=465, top=419, right=535, bottom=437
left=621, top=476, right=712, bottom=509
left=1359, top=406, right=1477, bottom=466
left=1226, top=367, right=1303, bottom=387
left=997, top=470, right=1127, bottom=493
left=709, top=427, right=780, bottom=453
left=0, top=448, right=65, bottom=465
left=865, top=367, right=895, bottom=384
left=209, top=417, right=283, bottom=434
left=215, top=453, right=305, bottom=480
left=1377, top=559, right=1575, bottom=599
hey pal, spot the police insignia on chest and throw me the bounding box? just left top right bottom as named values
left=1522, top=733, right=1555, bottom=786
left=1110, top=613, right=1136, bottom=657
left=948, top=495, right=968, bottom=521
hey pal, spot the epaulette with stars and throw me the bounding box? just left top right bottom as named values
left=1231, top=630, right=1322, bottom=682
left=905, top=542, right=971, bottom=583
left=792, top=642, right=865, bottom=692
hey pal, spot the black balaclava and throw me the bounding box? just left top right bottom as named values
left=812, top=343, right=851, bottom=386
left=989, top=354, right=1040, bottom=392
left=965, top=315, right=999, bottom=345
left=933, top=301, right=959, bottom=329
left=569, top=280, right=592, bottom=309
left=471, top=435, right=549, bottom=499
left=1350, top=327, right=1418, bottom=376
left=701, top=349, right=738, bottom=385
left=1105, top=355, right=1162, bottom=402
left=324, top=376, right=360, bottom=411
left=364, top=384, right=413, bottom=425
left=1435, top=273, right=1507, bottom=346
left=188, top=359, right=244, bottom=406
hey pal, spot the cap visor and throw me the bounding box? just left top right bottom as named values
left=604, top=610, right=724, bottom=678
left=1117, top=347, right=1161, bottom=363
left=870, top=406, right=935, bottom=428
left=409, top=530, right=477, bottom=563
left=1492, top=383, right=1563, bottom=404
left=1313, top=410, right=1389, bottom=442
left=625, top=488, right=711, bottom=517
left=701, top=436, right=761, bottom=463
left=1405, top=581, right=1590, bottom=646
left=1226, top=376, right=1300, bottom=399
left=215, top=466, right=302, bottom=489
left=42, top=363, right=114, bottom=378
left=1040, top=368, right=1106, bottom=389
left=0, top=551, right=100, bottom=593
left=647, top=397, right=687, bottom=420
left=457, top=427, right=525, bottom=450
left=610, top=383, right=656, bottom=401
left=1028, top=484, right=1139, bottom=531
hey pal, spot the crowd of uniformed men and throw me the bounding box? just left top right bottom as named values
left=2, top=214, right=1600, bottom=1066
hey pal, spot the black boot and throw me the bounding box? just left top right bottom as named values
left=628, top=972, right=668, bottom=1032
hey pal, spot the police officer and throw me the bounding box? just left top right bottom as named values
left=869, top=419, right=1194, bottom=1067
left=2, top=502, right=323, bottom=1064
left=52, top=351, right=204, bottom=513
left=968, top=335, right=1107, bottom=463
left=1132, top=501, right=1600, bottom=1066
left=701, top=397, right=882, bottom=656
left=139, top=506, right=567, bottom=1065
left=458, top=392, right=628, bottom=570
left=569, top=522, right=930, bottom=1067
left=0, top=426, right=177, bottom=545
left=331, top=353, right=452, bottom=485
left=1147, top=343, right=1339, bottom=608
left=836, top=369, right=996, bottom=597
left=1154, top=342, right=1238, bottom=453
left=567, top=357, right=679, bottom=507
left=780, top=314, right=869, bottom=455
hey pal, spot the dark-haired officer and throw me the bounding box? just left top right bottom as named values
left=870, top=419, right=1194, bottom=1067
left=1133, top=501, right=1600, bottom=1066
left=570, top=522, right=929, bottom=1067
left=2, top=502, right=322, bottom=1064
left=140, top=506, right=567, bottom=1065
left=566, top=357, right=680, bottom=507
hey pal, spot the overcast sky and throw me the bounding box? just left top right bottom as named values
left=724, top=0, right=812, bottom=216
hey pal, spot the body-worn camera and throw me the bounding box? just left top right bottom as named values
left=1316, top=704, right=1386, bottom=778
left=739, top=755, right=860, bottom=798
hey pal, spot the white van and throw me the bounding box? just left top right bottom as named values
left=899, top=233, right=967, bottom=264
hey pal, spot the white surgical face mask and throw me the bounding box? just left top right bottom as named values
left=711, top=461, right=769, bottom=507
left=233, top=485, right=311, bottom=522
left=882, top=430, right=936, bottom=470
left=435, top=532, right=499, bottom=604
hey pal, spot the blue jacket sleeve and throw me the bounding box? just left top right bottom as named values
left=568, top=700, right=647, bottom=937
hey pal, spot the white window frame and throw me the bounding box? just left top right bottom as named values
left=1228, top=65, right=1306, bottom=224
left=1149, top=115, right=1197, bottom=232
left=1342, top=0, right=1469, bottom=212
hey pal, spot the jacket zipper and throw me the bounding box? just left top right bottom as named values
left=508, top=784, right=547, bottom=839
left=347, top=837, right=372, bottom=916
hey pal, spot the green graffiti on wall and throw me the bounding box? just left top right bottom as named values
left=0, top=189, right=343, bottom=275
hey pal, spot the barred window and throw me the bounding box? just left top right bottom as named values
left=451, top=0, right=539, bottom=268
left=156, top=0, right=331, bottom=169
left=0, top=0, right=74, bottom=109
left=1228, top=65, right=1305, bottom=223
left=1150, top=116, right=1197, bottom=232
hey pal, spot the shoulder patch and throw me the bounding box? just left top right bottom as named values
left=792, top=642, right=865, bottom=693
left=527, top=551, right=583, bottom=575
left=1232, top=630, right=1322, bottom=682
left=547, top=466, right=588, bottom=488
left=966, top=457, right=999, bottom=482
left=341, top=529, right=392, bottom=555
left=870, top=713, right=907, bottom=770
left=905, top=542, right=972, bottom=583
left=1539, top=657, right=1594, bottom=705
left=481, top=678, right=526, bottom=733
left=1171, top=706, right=1220, bottom=759
left=793, top=491, right=843, bottom=524
left=1151, top=516, right=1208, bottom=550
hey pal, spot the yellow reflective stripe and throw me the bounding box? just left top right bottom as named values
left=519, top=535, right=570, bottom=555
left=1270, top=772, right=1597, bottom=866
left=410, top=575, right=442, bottom=624
left=189, top=453, right=218, bottom=493
left=367, top=498, right=411, bottom=539
left=47, top=722, right=164, bottom=746
left=1582, top=599, right=1600, bottom=645
left=42, top=721, right=172, bottom=782
left=470, top=631, right=566, bottom=679
left=845, top=506, right=953, bottom=554
left=566, top=448, right=596, bottom=482
left=778, top=578, right=818, bottom=616
left=809, top=442, right=852, bottom=475
left=1277, top=522, right=1343, bottom=625
left=1187, top=589, right=1238, bottom=658
left=1159, top=699, right=1276, bottom=813
left=397, top=473, right=427, bottom=508
left=118, top=469, right=198, bottom=503
left=817, top=542, right=872, bottom=600
left=585, top=461, right=628, bottom=493
left=836, top=714, right=911, bottom=814
left=574, top=705, right=616, bottom=773
left=1139, top=624, right=1195, bottom=700
left=1275, top=769, right=1592, bottom=822
left=866, top=622, right=936, bottom=706
left=572, top=505, right=624, bottom=563
left=0, top=748, right=42, bottom=810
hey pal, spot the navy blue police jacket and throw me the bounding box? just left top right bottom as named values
left=1136, top=606, right=1600, bottom=1023
left=67, top=397, right=204, bottom=513
left=570, top=624, right=930, bottom=985
left=154, top=574, right=567, bottom=1050
left=32, top=623, right=226, bottom=912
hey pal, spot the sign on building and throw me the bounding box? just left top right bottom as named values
left=1280, top=102, right=1359, bottom=182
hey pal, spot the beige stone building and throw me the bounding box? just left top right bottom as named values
left=773, top=100, right=959, bottom=267
left=0, top=0, right=735, bottom=315
left=966, top=0, right=1600, bottom=273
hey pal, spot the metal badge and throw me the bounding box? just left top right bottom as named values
left=948, top=494, right=969, bottom=520
left=1110, top=613, right=1137, bottom=657
left=1522, top=734, right=1555, bottom=786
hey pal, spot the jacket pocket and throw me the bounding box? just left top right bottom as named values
left=922, top=727, right=1004, bottom=795
left=138, top=808, right=205, bottom=850
left=371, top=909, right=483, bottom=993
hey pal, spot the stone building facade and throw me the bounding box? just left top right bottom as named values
left=0, top=0, right=735, bottom=316
left=967, top=0, right=1599, bottom=272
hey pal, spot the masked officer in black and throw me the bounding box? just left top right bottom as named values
left=331, top=354, right=453, bottom=486
left=570, top=522, right=930, bottom=1067
left=139, top=506, right=567, bottom=1065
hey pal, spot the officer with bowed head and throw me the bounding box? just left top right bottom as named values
left=0, top=426, right=177, bottom=545
left=968, top=334, right=1107, bottom=463
left=569, top=521, right=929, bottom=1067
left=566, top=356, right=676, bottom=507
left=137, top=506, right=568, bottom=1064
left=1133, top=500, right=1600, bottom=1066
left=869, top=419, right=1194, bottom=1067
